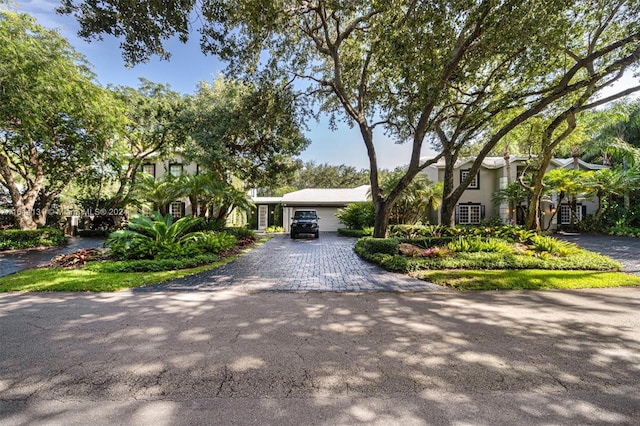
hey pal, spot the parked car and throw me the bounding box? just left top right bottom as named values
left=290, top=210, right=320, bottom=239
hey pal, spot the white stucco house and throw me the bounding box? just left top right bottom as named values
left=252, top=185, right=371, bottom=233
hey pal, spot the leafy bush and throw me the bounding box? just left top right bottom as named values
left=223, top=226, right=257, bottom=240
left=192, top=231, right=237, bottom=254
left=355, top=237, right=399, bottom=255
left=390, top=224, right=458, bottom=238
left=447, top=237, right=514, bottom=254
left=389, top=224, right=536, bottom=243
left=265, top=226, right=284, bottom=233
left=336, top=202, right=375, bottom=229
left=0, top=228, right=67, bottom=251
left=106, top=212, right=204, bottom=260
left=528, top=235, right=579, bottom=257
left=338, top=227, right=373, bottom=237
left=607, top=224, right=640, bottom=237
left=398, top=236, right=456, bottom=249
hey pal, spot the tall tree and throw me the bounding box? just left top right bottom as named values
left=0, top=10, right=117, bottom=229
left=103, top=80, right=187, bottom=209
left=60, top=0, right=640, bottom=236
left=182, top=76, right=310, bottom=189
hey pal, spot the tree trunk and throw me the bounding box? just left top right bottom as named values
left=372, top=198, right=392, bottom=238
left=525, top=169, right=545, bottom=231
left=0, top=154, right=40, bottom=230
left=439, top=151, right=457, bottom=227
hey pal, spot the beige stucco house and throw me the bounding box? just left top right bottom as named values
left=140, top=154, right=247, bottom=226
left=427, top=156, right=608, bottom=229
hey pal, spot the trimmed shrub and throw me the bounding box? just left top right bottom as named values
left=223, top=226, right=257, bottom=240
left=78, top=229, right=110, bottom=238
left=355, top=237, right=399, bottom=256
left=0, top=228, right=67, bottom=251
left=86, top=253, right=223, bottom=273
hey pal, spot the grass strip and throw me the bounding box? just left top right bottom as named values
left=0, top=255, right=237, bottom=292
left=414, top=269, right=640, bottom=291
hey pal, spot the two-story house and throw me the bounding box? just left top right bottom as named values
left=139, top=154, right=247, bottom=226
left=427, top=156, right=608, bottom=229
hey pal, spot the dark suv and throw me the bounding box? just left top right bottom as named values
left=290, top=210, right=319, bottom=239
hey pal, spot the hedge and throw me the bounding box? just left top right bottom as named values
left=0, top=228, right=67, bottom=251
left=85, top=253, right=223, bottom=273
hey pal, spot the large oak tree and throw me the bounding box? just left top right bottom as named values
left=0, top=10, right=118, bottom=229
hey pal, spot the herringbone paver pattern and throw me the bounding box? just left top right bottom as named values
left=137, top=233, right=445, bottom=292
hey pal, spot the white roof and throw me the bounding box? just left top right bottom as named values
left=426, top=156, right=608, bottom=170
left=252, top=197, right=283, bottom=204
left=281, top=185, right=371, bottom=205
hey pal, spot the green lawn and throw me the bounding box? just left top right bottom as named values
left=414, top=269, right=640, bottom=291
left=0, top=256, right=236, bottom=292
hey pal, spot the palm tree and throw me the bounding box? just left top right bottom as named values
left=584, top=168, right=640, bottom=226
left=380, top=172, right=442, bottom=225
left=179, top=173, right=226, bottom=217
left=492, top=182, right=529, bottom=224
left=134, top=173, right=186, bottom=215
left=543, top=168, right=586, bottom=229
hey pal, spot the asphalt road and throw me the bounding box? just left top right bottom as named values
left=1, top=288, right=639, bottom=425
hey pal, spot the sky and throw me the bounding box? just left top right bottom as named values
left=9, top=1, right=640, bottom=170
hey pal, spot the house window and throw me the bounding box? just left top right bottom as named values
left=460, top=169, right=479, bottom=189
left=457, top=204, right=483, bottom=225
left=169, top=163, right=183, bottom=177
left=170, top=201, right=184, bottom=219
left=142, top=163, right=156, bottom=178
left=559, top=203, right=583, bottom=225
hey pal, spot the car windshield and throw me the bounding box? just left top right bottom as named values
left=294, top=211, right=317, bottom=219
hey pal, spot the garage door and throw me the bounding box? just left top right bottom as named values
left=314, top=207, right=342, bottom=232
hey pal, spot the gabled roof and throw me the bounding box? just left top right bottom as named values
left=426, top=156, right=608, bottom=170
left=550, top=158, right=609, bottom=170
left=280, top=185, right=371, bottom=205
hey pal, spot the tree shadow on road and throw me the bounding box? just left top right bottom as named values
left=1, top=289, right=639, bottom=425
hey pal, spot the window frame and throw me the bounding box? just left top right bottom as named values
left=141, top=163, right=156, bottom=178
left=456, top=203, right=483, bottom=225
left=168, top=163, right=183, bottom=178
left=169, top=201, right=184, bottom=219
left=460, top=169, right=480, bottom=189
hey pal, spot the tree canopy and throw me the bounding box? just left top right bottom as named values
left=60, top=0, right=640, bottom=235
left=0, top=10, right=118, bottom=229
left=182, top=76, right=310, bottom=189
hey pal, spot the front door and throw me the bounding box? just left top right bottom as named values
left=258, top=205, right=268, bottom=230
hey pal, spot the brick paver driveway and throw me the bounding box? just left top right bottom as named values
left=137, top=233, right=445, bottom=292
